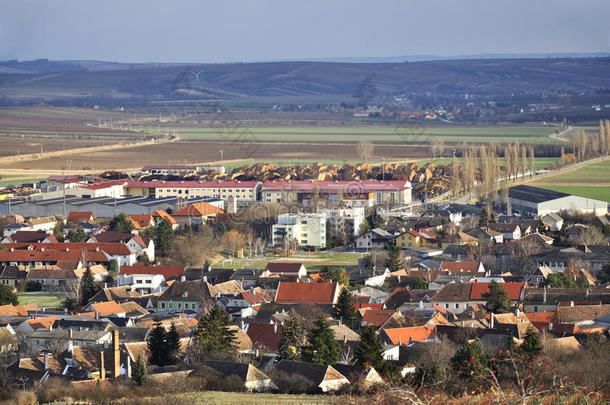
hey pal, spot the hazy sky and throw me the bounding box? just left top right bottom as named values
left=1, top=0, right=609, bottom=63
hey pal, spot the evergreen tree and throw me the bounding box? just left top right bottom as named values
left=545, top=272, right=577, bottom=288
left=451, top=340, right=490, bottom=378
left=482, top=280, right=511, bottom=314
left=478, top=207, right=489, bottom=227
left=333, top=288, right=356, bottom=320
left=67, top=227, right=87, bottom=242
left=131, top=355, right=148, bottom=386
left=147, top=320, right=169, bottom=366
left=598, top=264, right=610, bottom=285
left=52, top=221, right=63, bottom=238
left=384, top=243, right=406, bottom=271
left=109, top=213, right=134, bottom=233
left=196, top=305, right=236, bottom=359
left=166, top=322, right=182, bottom=364
left=321, top=266, right=349, bottom=286
left=354, top=325, right=384, bottom=369
left=410, top=276, right=428, bottom=290
left=302, top=315, right=340, bottom=365
left=277, top=310, right=303, bottom=361
left=521, top=326, right=542, bottom=355
left=154, top=219, right=175, bottom=256
left=80, top=267, right=99, bottom=306
left=0, top=285, right=18, bottom=306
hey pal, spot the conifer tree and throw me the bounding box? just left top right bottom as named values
left=109, top=213, right=134, bottom=232
left=451, top=340, right=490, bottom=378
left=277, top=310, right=303, bottom=361
left=521, top=326, right=542, bottom=355
left=333, top=288, right=356, bottom=320
left=131, top=355, right=148, bottom=386
left=154, top=219, right=175, bottom=256
left=384, top=243, right=406, bottom=271
left=196, top=305, right=236, bottom=359
left=302, top=315, right=339, bottom=365
left=80, top=267, right=99, bottom=306
left=166, top=322, right=182, bottom=364
left=482, top=280, right=511, bottom=314
left=354, top=325, right=384, bottom=368
left=478, top=207, right=489, bottom=227
left=147, top=320, right=169, bottom=366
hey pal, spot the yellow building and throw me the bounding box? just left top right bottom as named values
left=396, top=229, right=440, bottom=249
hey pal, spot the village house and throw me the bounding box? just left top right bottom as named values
left=196, top=361, right=277, bottom=392
left=170, top=202, right=225, bottom=228
left=0, top=265, right=27, bottom=287
left=541, top=213, right=563, bottom=232
left=156, top=279, right=243, bottom=311
left=395, top=229, right=440, bottom=249
left=356, top=228, right=394, bottom=250
left=261, top=262, right=307, bottom=279
left=490, top=223, right=522, bottom=240
left=274, top=360, right=350, bottom=392
left=88, top=231, right=154, bottom=263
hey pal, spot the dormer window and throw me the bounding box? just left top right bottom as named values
left=182, top=291, right=188, bottom=298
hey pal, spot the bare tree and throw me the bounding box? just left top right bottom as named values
left=577, top=227, right=604, bottom=248
left=220, top=229, right=246, bottom=258
left=356, top=140, right=374, bottom=162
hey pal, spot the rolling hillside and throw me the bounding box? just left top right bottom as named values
left=1, top=57, right=609, bottom=105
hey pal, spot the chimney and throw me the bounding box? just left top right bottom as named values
left=543, top=286, right=547, bottom=304
left=44, top=352, right=50, bottom=370
left=113, top=329, right=120, bottom=378
left=398, top=335, right=402, bottom=345
left=273, top=324, right=278, bottom=334
left=343, top=334, right=347, bottom=345
left=515, top=308, right=520, bottom=317
left=548, top=322, right=553, bottom=331
left=490, top=313, right=495, bottom=329
left=418, top=300, right=424, bottom=309
left=203, top=276, right=208, bottom=283
left=181, top=275, right=186, bottom=282
left=127, top=356, right=132, bottom=379
left=100, top=351, right=105, bottom=380
left=586, top=288, right=590, bottom=297
left=570, top=301, right=574, bottom=307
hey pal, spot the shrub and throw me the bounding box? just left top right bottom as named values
left=272, top=371, right=317, bottom=394
left=24, top=281, right=42, bottom=292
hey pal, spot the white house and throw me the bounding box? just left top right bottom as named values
left=271, top=213, right=326, bottom=249
left=117, top=273, right=165, bottom=294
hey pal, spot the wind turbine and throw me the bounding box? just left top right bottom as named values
left=189, top=70, right=205, bottom=83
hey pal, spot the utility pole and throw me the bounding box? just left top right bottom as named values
left=382, top=157, right=385, bottom=181
left=219, top=149, right=224, bottom=162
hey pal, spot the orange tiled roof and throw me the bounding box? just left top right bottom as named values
left=127, top=215, right=155, bottom=229
left=67, top=211, right=95, bottom=223
left=0, top=304, right=39, bottom=316
left=172, top=202, right=224, bottom=217
left=25, top=316, right=58, bottom=330
left=383, top=325, right=436, bottom=345
left=152, top=210, right=177, bottom=225
left=90, top=301, right=126, bottom=317
left=440, top=261, right=481, bottom=273
left=361, top=309, right=396, bottom=327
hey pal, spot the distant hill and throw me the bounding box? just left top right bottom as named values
left=1, top=57, right=609, bottom=105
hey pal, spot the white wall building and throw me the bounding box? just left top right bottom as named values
left=272, top=213, right=326, bottom=249
left=319, top=206, right=365, bottom=237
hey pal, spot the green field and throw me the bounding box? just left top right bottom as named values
left=213, top=252, right=364, bottom=272
left=529, top=158, right=610, bottom=202
left=18, top=292, right=64, bottom=309
left=173, top=125, right=559, bottom=144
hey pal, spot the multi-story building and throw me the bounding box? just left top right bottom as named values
left=272, top=213, right=326, bottom=249
left=261, top=180, right=411, bottom=207
left=125, top=180, right=261, bottom=205
left=318, top=206, right=365, bottom=236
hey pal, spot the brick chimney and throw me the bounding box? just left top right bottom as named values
left=113, top=329, right=120, bottom=378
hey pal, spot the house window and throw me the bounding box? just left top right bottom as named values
left=534, top=306, right=538, bottom=312
left=177, top=303, right=182, bottom=309
left=445, top=304, right=449, bottom=309
left=168, top=303, right=173, bottom=309
left=161, top=303, right=166, bottom=309
left=455, top=303, right=459, bottom=309
left=191, top=303, right=196, bottom=309
left=145, top=280, right=152, bottom=284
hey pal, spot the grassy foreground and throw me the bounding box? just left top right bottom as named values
left=117, top=391, right=333, bottom=405
left=18, top=292, right=64, bottom=309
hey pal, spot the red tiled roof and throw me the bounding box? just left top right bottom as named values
left=127, top=215, right=155, bottom=228
left=275, top=282, right=338, bottom=304
left=361, top=309, right=396, bottom=327
left=246, top=322, right=282, bottom=351
left=126, top=180, right=260, bottom=189
left=0, top=242, right=132, bottom=257
left=6, top=231, right=56, bottom=243
left=309, top=273, right=324, bottom=282
left=67, top=212, right=96, bottom=223
left=172, top=202, right=224, bottom=217
left=120, top=265, right=185, bottom=280
left=525, top=312, right=555, bottom=323
left=470, top=282, right=525, bottom=301
left=262, top=180, right=410, bottom=192
left=439, top=261, right=482, bottom=273
left=383, top=325, right=436, bottom=345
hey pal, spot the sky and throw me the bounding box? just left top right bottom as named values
left=1, top=0, right=609, bottom=63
